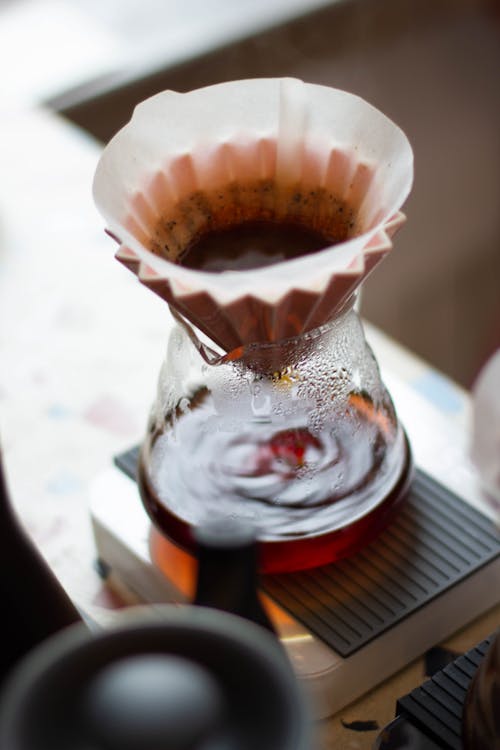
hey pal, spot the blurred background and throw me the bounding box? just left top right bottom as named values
left=1, top=0, right=499, bottom=388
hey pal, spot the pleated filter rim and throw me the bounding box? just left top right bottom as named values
left=94, top=78, right=413, bottom=348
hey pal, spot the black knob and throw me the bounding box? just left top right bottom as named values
left=82, top=653, right=225, bottom=750
left=462, top=632, right=500, bottom=750
left=0, top=610, right=310, bottom=750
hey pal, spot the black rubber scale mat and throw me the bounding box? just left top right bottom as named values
left=115, top=447, right=500, bottom=658
left=395, top=635, right=494, bottom=750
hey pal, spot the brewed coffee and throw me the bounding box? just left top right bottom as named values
left=179, top=220, right=335, bottom=272
left=142, top=389, right=397, bottom=537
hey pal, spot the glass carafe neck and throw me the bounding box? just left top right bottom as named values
left=170, top=293, right=359, bottom=375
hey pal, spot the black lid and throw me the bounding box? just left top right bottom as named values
left=0, top=607, right=310, bottom=750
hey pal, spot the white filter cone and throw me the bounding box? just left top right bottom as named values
left=94, top=78, right=413, bottom=351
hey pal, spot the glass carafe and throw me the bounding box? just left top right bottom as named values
left=139, top=297, right=410, bottom=572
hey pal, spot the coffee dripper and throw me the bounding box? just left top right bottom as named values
left=94, top=78, right=414, bottom=573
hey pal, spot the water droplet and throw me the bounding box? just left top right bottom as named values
left=178, top=397, right=190, bottom=413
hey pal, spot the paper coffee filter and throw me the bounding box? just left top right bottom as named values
left=94, top=78, right=413, bottom=349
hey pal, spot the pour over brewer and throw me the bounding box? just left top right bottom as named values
left=93, top=78, right=414, bottom=573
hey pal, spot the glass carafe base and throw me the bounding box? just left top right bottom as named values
left=139, top=433, right=412, bottom=574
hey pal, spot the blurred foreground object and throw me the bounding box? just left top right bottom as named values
left=0, top=450, right=82, bottom=688
left=194, top=519, right=277, bottom=635
left=462, top=631, right=500, bottom=750
left=471, top=350, right=500, bottom=519
left=0, top=608, right=310, bottom=750
left=374, top=634, right=498, bottom=749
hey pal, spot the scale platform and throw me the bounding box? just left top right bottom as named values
left=90, top=375, right=500, bottom=719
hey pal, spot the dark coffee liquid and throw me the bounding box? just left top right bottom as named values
left=141, top=390, right=403, bottom=536
left=139, top=390, right=410, bottom=573
left=179, top=221, right=333, bottom=272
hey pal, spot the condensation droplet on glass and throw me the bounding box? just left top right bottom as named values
left=178, top=397, right=190, bottom=413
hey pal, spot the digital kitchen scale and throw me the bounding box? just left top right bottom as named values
left=90, top=372, right=500, bottom=719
